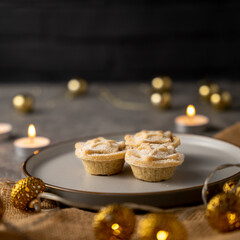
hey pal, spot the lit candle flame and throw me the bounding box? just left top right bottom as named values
left=186, top=105, right=196, bottom=118
left=28, top=124, right=36, bottom=142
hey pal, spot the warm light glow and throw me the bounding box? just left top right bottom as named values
left=151, top=93, right=162, bottom=104
left=111, top=223, right=121, bottom=236
left=186, top=105, right=196, bottom=118
left=68, top=79, right=80, bottom=92
left=199, top=85, right=210, bottom=96
left=111, top=223, right=119, bottom=230
left=28, top=124, right=36, bottom=139
left=156, top=230, right=169, bottom=240
left=152, top=77, right=164, bottom=89
left=211, top=93, right=221, bottom=104
left=13, top=95, right=25, bottom=106
left=227, top=212, right=237, bottom=225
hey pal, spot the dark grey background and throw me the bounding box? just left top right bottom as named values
left=0, top=1, right=240, bottom=82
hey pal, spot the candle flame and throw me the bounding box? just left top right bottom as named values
left=186, top=105, right=196, bottom=118
left=28, top=124, right=36, bottom=138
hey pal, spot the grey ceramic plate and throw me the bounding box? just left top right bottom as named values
left=23, top=133, right=240, bottom=208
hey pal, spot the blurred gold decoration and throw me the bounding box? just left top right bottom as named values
left=67, top=78, right=87, bottom=96
left=206, top=192, right=240, bottom=232
left=93, top=204, right=136, bottom=240
left=152, top=76, right=172, bottom=92
left=137, top=213, right=187, bottom=240
left=12, top=94, right=34, bottom=113
left=151, top=92, right=171, bottom=109
left=210, top=91, right=232, bottom=110
left=223, top=179, right=239, bottom=193
left=222, top=179, right=240, bottom=197
left=198, top=83, right=219, bottom=101
left=11, top=177, right=46, bottom=211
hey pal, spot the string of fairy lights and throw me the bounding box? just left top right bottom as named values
left=11, top=76, right=232, bottom=113
left=6, top=171, right=240, bottom=240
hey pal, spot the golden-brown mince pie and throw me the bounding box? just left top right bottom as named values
left=125, top=143, right=184, bottom=182
left=75, top=137, right=126, bottom=175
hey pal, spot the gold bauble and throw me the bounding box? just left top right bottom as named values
left=93, top=204, right=136, bottom=240
left=206, top=192, right=240, bottom=232
left=210, top=91, right=232, bottom=110
left=198, top=83, right=219, bottom=100
left=11, top=177, right=46, bottom=211
left=137, top=213, right=187, bottom=240
left=151, top=76, right=172, bottom=92
left=151, top=92, right=171, bottom=109
left=67, top=78, right=87, bottom=96
left=223, top=179, right=239, bottom=193
left=12, top=94, right=34, bottom=113
left=223, top=179, right=240, bottom=197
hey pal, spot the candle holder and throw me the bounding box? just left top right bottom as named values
left=0, top=123, right=12, bottom=141
left=174, top=105, right=209, bottom=133
left=14, top=124, right=50, bottom=159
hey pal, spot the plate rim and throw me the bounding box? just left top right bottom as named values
left=22, top=132, right=240, bottom=196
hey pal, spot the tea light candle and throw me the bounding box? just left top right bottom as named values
left=175, top=105, right=209, bottom=133
left=0, top=123, right=12, bottom=141
left=14, top=124, right=50, bottom=158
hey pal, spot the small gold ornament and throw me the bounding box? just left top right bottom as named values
left=206, top=192, right=240, bottom=232
left=151, top=92, right=171, bottom=109
left=210, top=91, right=232, bottom=110
left=67, top=78, right=87, bottom=96
left=151, top=76, right=172, bottom=92
left=93, top=204, right=136, bottom=240
left=223, top=179, right=239, bottom=193
left=198, top=83, right=219, bottom=101
left=223, top=179, right=240, bottom=197
left=12, top=94, right=34, bottom=113
left=11, top=177, right=46, bottom=211
left=137, top=213, right=187, bottom=240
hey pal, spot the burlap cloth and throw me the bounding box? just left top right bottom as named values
left=0, top=123, right=240, bottom=240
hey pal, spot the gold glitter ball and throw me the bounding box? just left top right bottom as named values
left=12, top=94, right=34, bottom=113
left=151, top=92, right=171, bottom=109
left=210, top=91, right=232, bottom=110
left=137, top=213, right=187, bottom=240
left=222, top=179, right=240, bottom=197
left=151, top=76, right=172, bottom=92
left=206, top=192, right=240, bottom=232
left=223, top=179, right=239, bottom=193
left=11, top=177, right=46, bottom=211
left=67, top=78, right=88, bottom=96
left=93, top=204, right=136, bottom=240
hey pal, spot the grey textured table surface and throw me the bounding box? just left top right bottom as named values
left=0, top=80, right=239, bottom=181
